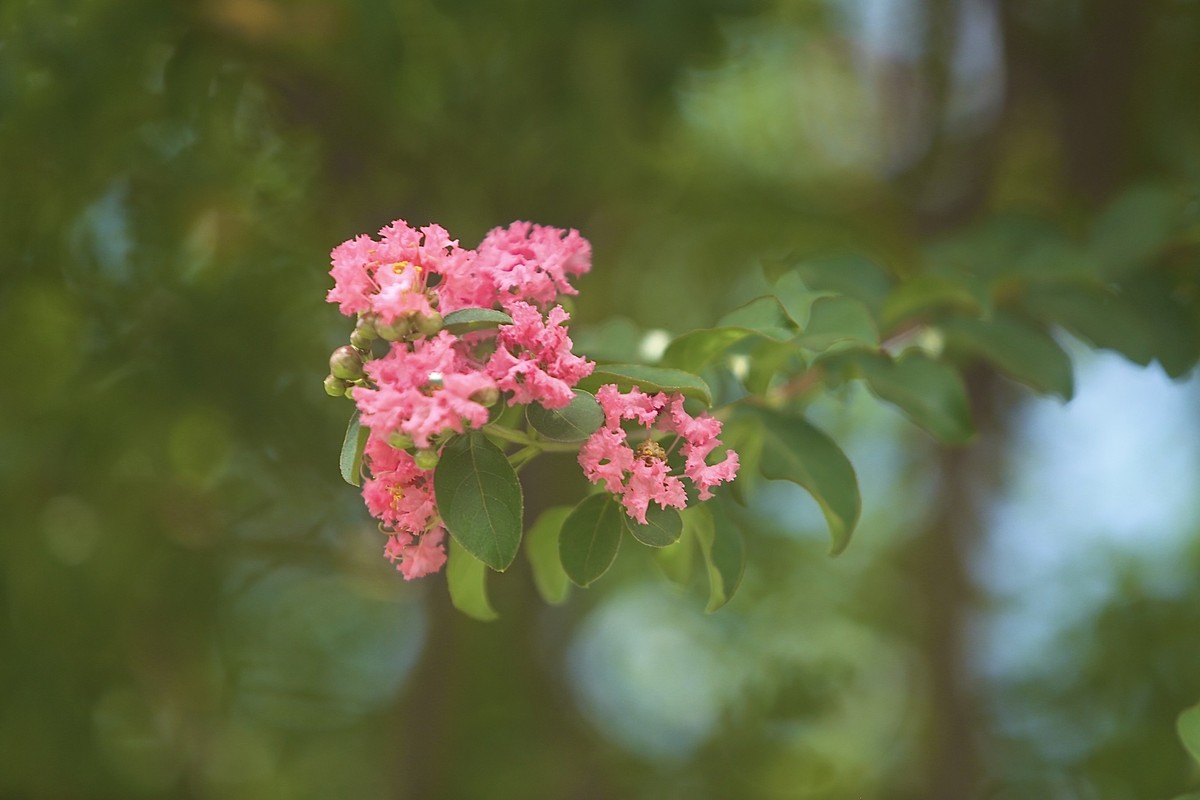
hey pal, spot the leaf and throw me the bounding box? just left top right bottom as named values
left=688, top=503, right=744, bottom=612
left=715, top=296, right=795, bottom=340
left=558, top=493, right=625, bottom=587
left=339, top=411, right=369, bottom=487
left=1179, top=702, right=1200, bottom=767
left=741, top=407, right=861, bottom=555
left=774, top=253, right=893, bottom=316
left=441, top=307, right=513, bottom=334
left=570, top=317, right=646, bottom=362
left=856, top=352, right=975, bottom=444
left=446, top=537, right=499, bottom=621
left=941, top=314, right=1074, bottom=400
left=580, top=364, right=712, bottom=406
left=661, top=328, right=757, bottom=375
left=1123, top=277, right=1200, bottom=378
left=526, top=390, right=604, bottom=442
left=523, top=506, right=572, bottom=605
left=795, top=295, right=879, bottom=351
left=434, top=431, right=524, bottom=571
left=1089, top=184, right=1177, bottom=277
left=654, top=526, right=695, bottom=588
left=1022, top=283, right=1157, bottom=366
left=626, top=504, right=683, bottom=547
left=772, top=270, right=829, bottom=329
left=879, top=275, right=983, bottom=332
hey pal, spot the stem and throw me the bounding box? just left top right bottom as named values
left=483, top=423, right=581, bottom=454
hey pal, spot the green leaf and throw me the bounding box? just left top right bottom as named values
left=558, top=493, right=625, bottom=586
left=570, top=317, right=646, bottom=362
left=661, top=328, right=757, bottom=374
left=856, top=352, right=975, bottom=444
left=688, top=503, right=745, bottom=612
left=1179, top=702, right=1200, bottom=767
left=339, top=411, right=369, bottom=487
left=654, top=526, right=695, bottom=587
left=941, top=314, right=1074, bottom=400
left=434, top=431, right=524, bottom=571
left=446, top=537, right=499, bottom=621
left=1022, top=283, right=1157, bottom=366
left=525, top=390, right=604, bottom=442
left=626, top=504, right=683, bottom=547
left=772, top=270, right=828, bottom=329
left=441, top=307, right=513, bottom=334
left=715, top=296, right=795, bottom=340
left=523, top=506, right=572, bottom=605
left=580, top=364, right=712, bottom=405
left=795, top=295, right=879, bottom=351
left=879, top=275, right=984, bottom=332
left=1089, top=184, right=1177, bottom=278
left=775, top=253, right=893, bottom=316
left=741, top=407, right=861, bottom=555
left=1124, top=277, right=1200, bottom=378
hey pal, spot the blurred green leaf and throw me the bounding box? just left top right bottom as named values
left=772, top=270, right=829, bottom=329
left=1022, top=283, right=1157, bottom=365
left=773, top=253, right=892, bottom=315
left=581, top=364, right=712, bottom=405
left=523, top=506, right=572, bottom=605
left=1178, top=702, right=1200, bottom=766
left=661, top=328, right=761, bottom=375
left=795, top=294, right=879, bottom=351
left=1123, top=276, right=1200, bottom=378
left=941, top=314, right=1074, bottom=400
left=559, top=493, right=625, bottom=587
left=688, top=502, right=744, bottom=612
left=526, top=390, right=604, bottom=442
left=716, top=296, right=796, bottom=339
left=339, top=411, right=369, bottom=487
left=571, top=317, right=647, bottom=363
left=856, top=352, right=975, bottom=444
left=441, top=307, right=513, bottom=334
left=741, top=407, right=861, bottom=555
left=879, top=275, right=983, bottom=332
left=434, top=431, right=523, bottom=571
left=626, top=504, right=683, bottom=547
left=1090, top=184, right=1177, bottom=277
left=446, top=537, right=499, bottom=621
left=654, top=525, right=696, bottom=587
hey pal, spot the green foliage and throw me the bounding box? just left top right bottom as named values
left=434, top=431, right=524, bottom=571
left=559, top=493, right=625, bottom=587
left=525, top=390, right=604, bottom=442
left=687, top=503, right=745, bottom=612
left=442, top=307, right=514, bottom=334
left=523, top=506, right=573, bottom=605
left=581, top=363, right=713, bottom=405
left=855, top=351, right=976, bottom=444
left=446, top=537, right=499, bottom=621
left=339, top=411, right=369, bottom=487
left=626, top=504, right=684, bottom=548
left=1178, top=703, right=1200, bottom=767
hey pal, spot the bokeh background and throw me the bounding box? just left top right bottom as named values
left=3, top=1, right=1200, bottom=798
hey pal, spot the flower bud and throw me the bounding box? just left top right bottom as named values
left=324, top=374, right=348, bottom=397
left=350, top=328, right=373, bottom=350
left=471, top=386, right=501, bottom=407
left=355, top=315, right=378, bottom=340
left=375, top=315, right=412, bottom=342
left=414, top=448, right=440, bottom=471
left=415, top=311, right=443, bottom=338
left=330, top=345, right=365, bottom=380
left=344, top=385, right=357, bottom=399
left=387, top=431, right=414, bottom=450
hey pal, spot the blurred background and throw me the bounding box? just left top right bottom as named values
left=2, top=0, right=1200, bottom=798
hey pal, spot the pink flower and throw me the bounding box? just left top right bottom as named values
left=354, top=331, right=496, bottom=448
left=486, top=302, right=594, bottom=408
left=578, top=385, right=739, bottom=523
left=473, top=222, right=592, bottom=309
left=384, top=527, right=448, bottom=580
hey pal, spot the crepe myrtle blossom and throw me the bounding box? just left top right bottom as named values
left=579, top=385, right=739, bottom=524
left=326, top=218, right=596, bottom=580
left=360, top=433, right=447, bottom=580
left=486, top=301, right=594, bottom=408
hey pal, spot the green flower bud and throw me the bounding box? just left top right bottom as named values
left=355, top=315, right=378, bottom=340
left=414, top=448, right=440, bottom=471
left=471, top=386, right=501, bottom=407
left=375, top=315, right=412, bottom=342
left=416, top=311, right=444, bottom=338
left=387, top=431, right=414, bottom=450
left=344, top=385, right=357, bottom=399
left=324, top=374, right=348, bottom=397
left=330, top=345, right=365, bottom=380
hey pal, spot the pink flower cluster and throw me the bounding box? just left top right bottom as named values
left=328, top=219, right=594, bottom=579
left=578, top=385, right=740, bottom=524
